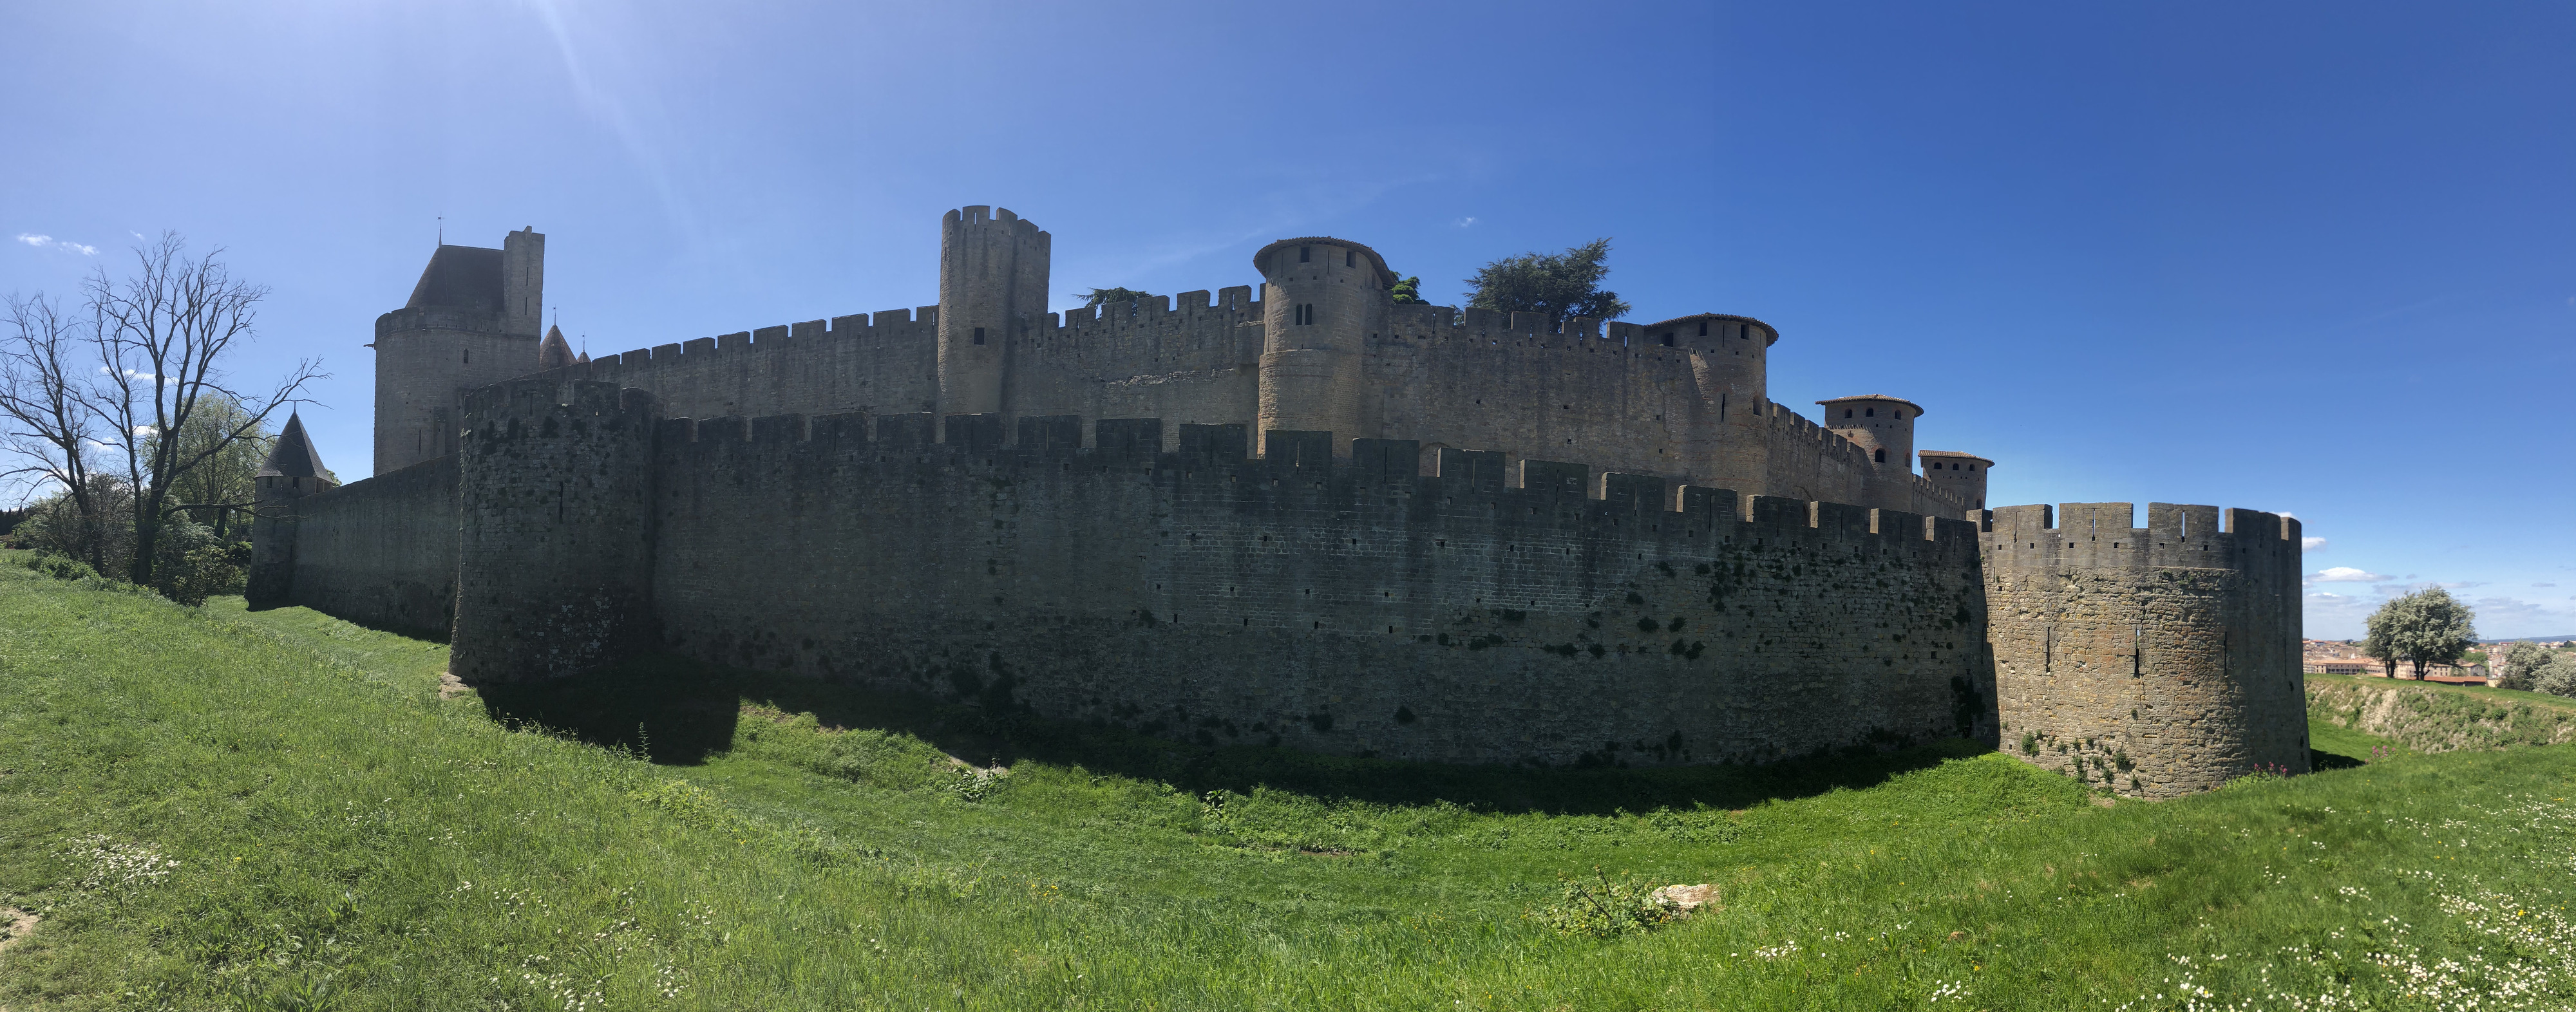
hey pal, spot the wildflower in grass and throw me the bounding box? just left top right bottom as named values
left=62, top=834, right=179, bottom=895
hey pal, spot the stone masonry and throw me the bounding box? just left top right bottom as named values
left=247, top=205, right=2307, bottom=794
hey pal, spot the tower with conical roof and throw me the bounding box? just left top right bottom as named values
left=537, top=324, right=575, bottom=371
left=245, top=411, right=337, bottom=604
left=373, top=227, right=545, bottom=474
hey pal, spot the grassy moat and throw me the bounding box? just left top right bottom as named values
left=4, top=557, right=2574, bottom=1009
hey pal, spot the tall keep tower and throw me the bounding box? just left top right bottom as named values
left=1253, top=238, right=1394, bottom=453
left=936, top=206, right=1049, bottom=424
left=373, top=227, right=545, bottom=474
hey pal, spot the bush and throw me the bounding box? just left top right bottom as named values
left=24, top=552, right=100, bottom=582
left=148, top=518, right=244, bottom=606
left=2534, top=659, right=2576, bottom=699
left=1528, top=868, right=1682, bottom=937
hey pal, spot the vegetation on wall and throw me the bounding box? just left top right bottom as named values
left=1077, top=286, right=1155, bottom=308
left=1464, top=238, right=1632, bottom=326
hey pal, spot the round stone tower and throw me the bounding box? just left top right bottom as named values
left=1253, top=237, right=1395, bottom=454
left=1918, top=450, right=1994, bottom=511
left=1817, top=394, right=1920, bottom=471
left=1640, top=312, right=1775, bottom=401
left=450, top=379, right=658, bottom=682
left=936, top=206, right=1050, bottom=424
left=1982, top=501, right=2308, bottom=797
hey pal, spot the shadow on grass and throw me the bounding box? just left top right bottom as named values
left=243, top=599, right=452, bottom=644
left=2310, top=748, right=2367, bottom=771
left=475, top=652, right=1985, bottom=816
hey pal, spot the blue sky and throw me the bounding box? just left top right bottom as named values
left=5, top=1, right=2570, bottom=638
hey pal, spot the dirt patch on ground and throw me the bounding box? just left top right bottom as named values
left=438, top=672, right=471, bottom=699
left=0, top=906, right=39, bottom=952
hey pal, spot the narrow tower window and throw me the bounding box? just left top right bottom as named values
left=462, top=348, right=469, bottom=364
left=1698, top=321, right=1708, bottom=337
left=973, top=326, right=986, bottom=345
left=1875, top=448, right=1886, bottom=463
left=1300, top=245, right=1311, bottom=263
left=1345, top=250, right=1354, bottom=268
left=1866, top=407, right=1875, bottom=417
left=1660, top=333, right=1674, bottom=347
left=1844, top=409, right=1853, bottom=418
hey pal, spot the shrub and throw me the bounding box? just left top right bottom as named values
left=25, top=552, right=100, bottom=582
left=1529, top=868, right=1681, bottom=937
left=2534, top=659, right=2576, bottom=699
left=147, top=518, right=245, bottom=606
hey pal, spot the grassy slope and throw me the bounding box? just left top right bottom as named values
left=2, top=561, right=2573, bottom=1010
left=2308, top=673, right=2576, bottom=754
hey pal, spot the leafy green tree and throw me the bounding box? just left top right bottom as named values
left=144, top=393, right=274, bottom=541
left=2536, top=660, right=2576, bottom=697
left=2362, top=588, right=2480, bottom=679
left=1078, top=287, right=1155, bottom=308
left=1389, top=276, right=1428, bottom=305
left=1464, top=238, right=1632, bottom=326
left=2496, top=641, right=2557, bottom=691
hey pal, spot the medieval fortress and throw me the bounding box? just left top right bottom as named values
left=250, top=207, right=2307, bottom=796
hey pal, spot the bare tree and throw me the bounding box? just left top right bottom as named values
left=85, top=233, right=323, bottom=585
left=0, top=292, right=111, bottom=571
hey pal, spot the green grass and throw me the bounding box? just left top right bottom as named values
left=2306, top=717, right=2409, bottom=767
left=5, top=557, right=2576, bottom=1010
left=2308, top=673, right=2576, bottom=754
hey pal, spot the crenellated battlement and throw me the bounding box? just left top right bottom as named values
left=1974, top=500, right=2306, bottom=797
left=1978, top=501, right=2300, bottom=577
left=650, top=410, right=1987, bottom=551
left=525, top=305, right=942, bottom=384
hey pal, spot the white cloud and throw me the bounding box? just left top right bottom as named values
left=2312, top=567, right=2388, bottom=582
left=15, top=233, right=97, bottom=255
left=1455, top=216, right=1477, bottom=228
left=2302, top=536, right=2328, bottom=550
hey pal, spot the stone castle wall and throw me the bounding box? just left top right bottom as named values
left=511, top=298, right=1966, bottom=520
left=444, top=379, right=1997, bottom=767
left=252, top=376, right=2300, bottom=787
left=279, top=454, right=458, bottom=637
left=1981, top=501, right=2308, bottom=796
left=449, top=382, right=660, bottom=683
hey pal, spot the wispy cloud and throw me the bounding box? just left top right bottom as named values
left=2301, top=536, right=2328, bottom=550
left=1455, top=216, right=1478, bottom=229
left=15, top=233, right=98, bottom=255
left=2311, top=567, right=2388, bottom=583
